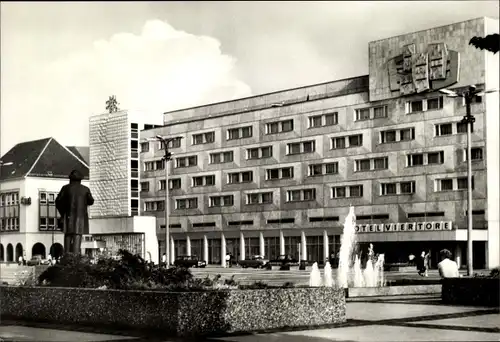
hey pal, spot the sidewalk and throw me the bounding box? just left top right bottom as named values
left=1, top=295, right=498, bottom=342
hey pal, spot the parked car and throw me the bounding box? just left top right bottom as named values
left=238, top=255, right=271, bottom=269
left=269, top=254, right=299, bottom=266
left=173, top=255, right=207, bottom=268
left=27, top=255, right=50, bottom=266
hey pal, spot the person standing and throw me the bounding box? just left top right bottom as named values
left=55, top=170, right=94, bottom=255
left=162, top=253, right=167, bottom=267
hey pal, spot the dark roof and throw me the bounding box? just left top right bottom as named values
left=0, top=137, right=89, bottom=181
left=66, top=146, right=89, bottom=165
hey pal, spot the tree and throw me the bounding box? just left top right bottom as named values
left=469, top=34, right=499, bottom=54
left=105, top=95, right=120, bottom=113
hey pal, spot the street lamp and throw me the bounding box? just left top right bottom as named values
left=439, top=85, right=498, bottom=276
left=148, top=135, right=182, bottom=268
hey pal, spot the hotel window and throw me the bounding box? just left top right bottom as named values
left=427, top=151, right=445, bottom=164
left=380, top=130, right=397, bottom=143
left=40, top=192, right=47, bottom=203
left=400, top=128, right=416, bottom=141
left=331, top=187, right=346, bottom=198
left=227, top=126, right=253, bottom=140
left=373, top=106, right=388, bottom=118
left=308, top=162, right=338, bottom=176
left=374, top=157, right=388, bottom=170
left=227, top=171, right=253, bottom=184
left=331, top=185, right=363, bottom=198
left=286, top=189, right=316, bottom=202
left=140, top=182, right=149, bottom=192
left=349, top=185, right=363, bottom=197
left=355, top=157, right=388, bottom=171
left=175, top=155, right=198, bottom=168
left=144, top=160, right=164, bottom=171
left=410, top=100, right=423, bottom=113
left=407, top=153, right=424, bottom=166
left=170, top=138, right=182, bottom=148
left=210, top=151, right=233, bottom=164
left=287, top=140, right=315, bottom=155
left=140, top=142, right=149, bottom=152
left=426, top=97, right=444, bottom=110
left=309, top=112, right=338, bottom=128
left=247, top=146, right=273, bottom=160
left=435, top=123, right=453, bottom=136
left=457, top=177, right=475, bottom=190
left=331, top=137, right=346, bottom=149
left=175, top=198, right=198, bottom=209
left=192, top=175, right=216, bottom=187
left=247, top=191, right=273, bottom=205
left=457, top=121, right=474, bottom=134
left=170, top=178, right=181, bottom=190
left=267, top=119, right=294, bottom=134
left=381, top=183, right=397, bottom=195
left=406, top=97, right=444, bottom=114
left=209, top=195, right=234, bottom=207
left=144, top=201, right=164, bottom=212
left=348, top=134, right=363, bottom=147
left=400, top=181, right=416, bottom=194
left=437, top=179, right=454, bottom=191
left=266, top=167, right=294, bottom=180
left=355, top=159, right=371, bottom=172
left=464, top=147, right=483, bottom=161
left=355, top=108, right=371, bottom=121
left=192, top=132, right=215, bottom=145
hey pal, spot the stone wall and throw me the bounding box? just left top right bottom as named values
left=0, top=286, right=346, bottom=336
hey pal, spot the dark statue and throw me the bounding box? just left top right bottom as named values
left=56, top=170, right=94, bottom=255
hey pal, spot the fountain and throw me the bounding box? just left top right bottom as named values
left=323, top=261, right=333, bottom=287
left=309, top=262, right=322, bottom=287
left=336, top=206, right=385, bottom=288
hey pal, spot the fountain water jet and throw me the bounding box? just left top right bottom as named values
left=309, top=262, right=322, bottom=287
left=323, top=261, right=333, bottom=287
left=337, top=206, right=386, bottom=288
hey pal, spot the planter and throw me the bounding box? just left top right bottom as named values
left=0, top=286, right=346, bottom=336
left=442, top=277, right=500, bottom=307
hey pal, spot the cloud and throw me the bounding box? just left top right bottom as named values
left=50, top=19, right=251, bottom=116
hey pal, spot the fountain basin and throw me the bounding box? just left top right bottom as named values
left=346, top=284, right=441, bottom=298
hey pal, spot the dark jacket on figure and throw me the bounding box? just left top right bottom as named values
left=55, top=172, right=94, bottom=235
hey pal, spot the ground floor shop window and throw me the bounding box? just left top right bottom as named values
left=264, top=237, right=280, bottom=260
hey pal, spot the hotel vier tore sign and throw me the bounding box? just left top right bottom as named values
left=388, top=42, right=460, bottom=95
left=355, top=221, right=453, bottom=234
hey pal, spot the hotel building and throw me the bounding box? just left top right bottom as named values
left=140, top=17, right=499, bottom=269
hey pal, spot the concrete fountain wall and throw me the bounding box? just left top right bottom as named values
left=0, top=286, right=346, bottom=336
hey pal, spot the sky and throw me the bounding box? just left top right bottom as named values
left=1, top=1, right=499, bottom=155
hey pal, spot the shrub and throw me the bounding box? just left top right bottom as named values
left=39, top=250, right=195, bottom=290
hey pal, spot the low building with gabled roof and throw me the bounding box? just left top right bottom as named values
left=0, top=137, right=89, bottom=263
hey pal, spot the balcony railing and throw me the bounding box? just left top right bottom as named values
left=131, top=129, right=139, bottom=139
left=131, top=208, right=139, bottom=216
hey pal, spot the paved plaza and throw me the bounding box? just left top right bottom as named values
left=1, top=295, right=498, bottom=342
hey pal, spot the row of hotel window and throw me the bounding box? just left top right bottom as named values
left=143, top=176, right=474, bottom=212
left=141, top=147, right=483, bottom=192
left=158, top=210, right=486, bottom=230
left=143, top=123, right=477, bottom=171
left=141, top=95, right=479, bottom=152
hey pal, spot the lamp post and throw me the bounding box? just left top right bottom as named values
left=439, top=85, right=498, bottom=276
left=149, top=135, right=182, bottom=269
